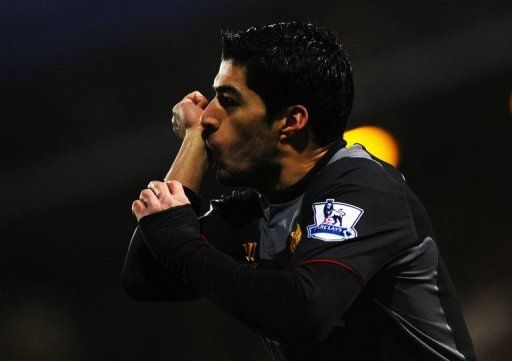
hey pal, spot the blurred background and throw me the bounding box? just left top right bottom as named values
left=1, top=1, right=511, bottom=360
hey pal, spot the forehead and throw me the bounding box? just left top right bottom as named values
left=213, top=59, right=248, bottom=90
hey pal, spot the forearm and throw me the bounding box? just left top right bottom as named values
left=122, top=187, right=202, bottom=302
left=138, top=205, right=361, bottom=344
left=121, top=226, right=199, bottom=302
left=123, top=90, right=209, bottom=301
left=164, top=128, right=209, bottom=195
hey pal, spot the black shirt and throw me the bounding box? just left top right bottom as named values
left=122, top=142, right=476, bottom=361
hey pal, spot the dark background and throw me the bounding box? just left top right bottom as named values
left=1, top=1, right=511, bottom=360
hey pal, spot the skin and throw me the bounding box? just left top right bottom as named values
left=132, top=59, right=334, bottom=221
left=201, top=60, right=281, bottom=189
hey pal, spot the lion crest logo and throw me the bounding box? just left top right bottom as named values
left=307, top=199, right=363, bottom=242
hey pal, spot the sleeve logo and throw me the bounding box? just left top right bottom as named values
left=307, top=199, right=364, bottom=242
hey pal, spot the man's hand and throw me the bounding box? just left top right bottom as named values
left=172, top=91, right=209, bottom=138
left=132, top=180, right=190, bottom=222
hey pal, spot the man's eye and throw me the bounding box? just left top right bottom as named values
left=218, top=95, right=238, bottom=108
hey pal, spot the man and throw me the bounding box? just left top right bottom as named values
left=122, top=22, right=475, bottom=360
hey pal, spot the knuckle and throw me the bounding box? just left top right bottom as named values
left=167, top=180, right=181, bottom=188
left=140, top=189, right=152, bottom=198
left=182, top=99, right=193, bottom=107
left=153, top=183, right=166, bottom=193
left=147, top=180, right=160, bottom=188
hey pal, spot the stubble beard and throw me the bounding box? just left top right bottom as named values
left=215, top=137, right=280, bottom=190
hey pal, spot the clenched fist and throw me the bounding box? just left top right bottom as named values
left=171, top=91, right=209, bottom=138
left=132, top=180, right=190, bottom=222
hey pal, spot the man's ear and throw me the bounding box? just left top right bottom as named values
left=279, top=105, right=309, bottom=139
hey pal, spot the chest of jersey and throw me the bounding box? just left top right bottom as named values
left=203, top=191, right=304, bottom=271
left=255, top=195, right=304, bottom=270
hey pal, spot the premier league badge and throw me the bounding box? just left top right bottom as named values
left=307, top=199, right=363, bottom=242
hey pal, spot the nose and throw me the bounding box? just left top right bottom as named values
left=200, top=100, right=221, bottom=132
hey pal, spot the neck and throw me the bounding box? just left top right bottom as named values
left=251, top=140, right=334, bottom=196
left=276, top=142, right=332, bottom=190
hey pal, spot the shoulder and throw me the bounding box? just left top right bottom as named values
left=301, top=145, right=415, bottom=238
left=291, top=147, right=419, bottom=275
left=305, top=144, right=405, bottom=202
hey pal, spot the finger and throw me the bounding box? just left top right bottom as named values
left=139, top=189, right=159, bottom=208
left=146, top=182, right=159, bottom=197
left=147, top=181, right=170, bottom=199
left=186, top=91, right=209, bottom=109
left=166, top=180, right=190, bottom=206
left=131, top=200, right=147, bottom=221
left=166, top=180, right=184, bottom=196
left=193, top=93, right=209, bottom=109
left=132, top=199, right=146, bottom=213
left=171, top=97, right=193, bottom=115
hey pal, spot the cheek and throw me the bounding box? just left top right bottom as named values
left=236, top=129, right=276, bottom=164
left=219, top=109, right=273, bottom=162
left=239, top=112, right=271, bottom=144
left=221, top=119, right=256, bottom=150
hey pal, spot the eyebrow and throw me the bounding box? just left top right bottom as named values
left=213, top=85, right=243, bottom=98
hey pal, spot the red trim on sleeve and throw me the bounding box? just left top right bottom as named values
left=199, top=234, right=209, bottom=244
left=294, top=258, right=363, bottom=284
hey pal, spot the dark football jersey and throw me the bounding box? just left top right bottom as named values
left=198, top=143, right=475, bottom=360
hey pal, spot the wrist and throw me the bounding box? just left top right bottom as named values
left=165, top=125, right=209, bottom=193
left=184, top=125, right=203, bottom=138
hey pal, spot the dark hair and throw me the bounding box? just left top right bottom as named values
left=221, top=22, right=353, bottom=146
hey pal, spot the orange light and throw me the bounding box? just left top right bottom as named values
left=344, top=126, right=400, bottom=166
